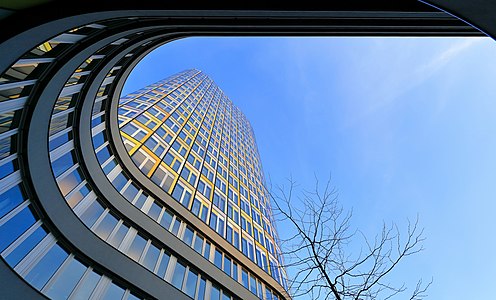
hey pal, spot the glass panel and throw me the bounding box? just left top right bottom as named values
left=214, top=249, right=222, bottom=269
left=197, top=277, right=206, bottom=300
left=24, top=244, right=68, bottom=290
left=4, top=225, right=47, bottom=267
left=127, top=234, right=147, bottom=261
left=69, top=270, right=100, bottom=300
left=147, top=202, right=162, bottom=221
left=51, top=152, right=74, bottom=177
left=159, top=209, right=173, bottom=229
left=241, top=269, right=249, bottom=288
left=250, top=275, right=257, bottom=294
left=203, top=242, right=210, bottom=260
left=182, top=226, right=194, bottom=246
left=142, top=243, right=160, bottom=271
left=108, top=223, right=129, bottom=248
left=170, top=219, right=180, bottom=236
left=223, top=256, right=231, bottom=276
left=156, top=252, right=170, bottom=278
left=58, top=168, right=82, bottom=196
left=0, top=205, right=36, bottom=252
left=0, top=159, right=14, bottom=180
left=45, top=258, right=86, bottom=299
left=80, top=200, right=104, bottom=228
left=66, top=184, right=90, bottom=208
left=223, top=290, right=232, bottom=300
left=94, top=213, right=118, bottom=240
left=102, top=283, right=125, bottom=300
left=183, top=268, right=198, bottom=298
left=193, top=235, right=203, bottom=253
left=210, top=284, right=221, bottom=300
left=170, top=261, right=186, bottom=289
left=0, top=184, right=24, bottom=218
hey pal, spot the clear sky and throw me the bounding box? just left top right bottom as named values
left=122, top=36, right=496, bottom=299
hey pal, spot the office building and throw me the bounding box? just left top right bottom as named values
left=0, top=1, right=484, bottom=299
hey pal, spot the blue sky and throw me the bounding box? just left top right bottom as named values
left=123, top=36, right=496, bottom=299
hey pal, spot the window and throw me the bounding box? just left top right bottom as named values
left=212, top=192, right=226, bottom=212
left=223, top=256, right=232, bottom=276
left=171, top=182, right=192, bottom=208
left=184, top=268, right=198, bottom=297
left=214, top=249, right=223, bottom=268
left=143, top=243, right=160, bottom=271
left=197, top=179, right=212, bottom=199
left=127, top=233, right=147, bottom=261
left=171, top=261, right=186, bottom=289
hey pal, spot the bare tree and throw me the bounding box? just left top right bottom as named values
left=269, top=175, right=432, bottom=300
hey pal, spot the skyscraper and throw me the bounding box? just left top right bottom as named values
left=0, top=62, right=289, bottom=299
left=0, top=3, right=480, bottom=299
left=115, top=69, right=288, bottom=299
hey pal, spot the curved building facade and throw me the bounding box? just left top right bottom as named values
left=0, top=19, right=290, bottom=300
left=0, top=1, right=490, bottom=299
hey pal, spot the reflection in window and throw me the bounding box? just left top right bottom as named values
left=24, top=243, right=68, bottom=290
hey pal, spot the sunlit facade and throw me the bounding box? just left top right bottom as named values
left=117, top=69, right=288, bottom=298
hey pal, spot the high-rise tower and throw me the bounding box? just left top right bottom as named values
left=114, top=69, right=288, bottom=299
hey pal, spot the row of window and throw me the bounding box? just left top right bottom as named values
left=92, top=115, right=286, bottom=299
left=46, top=52, right=242, bottom=300
left=0, top=21, right=157, bottom=300
left=116, top=73, right=285, bottom=281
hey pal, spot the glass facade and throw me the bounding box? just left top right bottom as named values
left=117, top=70, right=287, bottom=288
left=0, top=16, right=288, bottom=300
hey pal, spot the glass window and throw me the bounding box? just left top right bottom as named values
left=112, top=173, right=128, bottom=192
left=147, top=202, right=162, bottom=221
left=142, top=243, right=160, bottom=272
left=214, top=249, right=222, bottom=269
left=223, top=256, right=231, bottom=276
left=66, top=184, right=90, bottom=208
left=217, top=217, right=225, bottom=237
left=209, top=213, right=217, bottom=230
left=4, top=226, right=47, bottom=267
left=197, top=277, right=206, bottom=300
left=200, top=205, right=208, bottom=222
left=184, top=268, right=198, bottom=298
left=191, top=198, right=201, bottom=216
left=156, top=252, right=170, bottom=278
left=250, top=275, right=257, bottom=295
left=45, top=258, right=86, bottom=299
left=70, top=270, right=101, bottom=300
left=80, top=200, right=104, bottom=228
left=203, top=242, right=211, bottom=260
left=241, top=269, right=249, bottom=288
left=0, top=184, right=24, bottom=218
left=25, top=244, right=68, bottom=290
left=127, top=234, right=147, bottom=261
left=108, top=223, right=129, bottom=248
left=134, top=192, right=148, bottom=208
left=210, top=284, right=221, bottom=300
left=52, top=152, right=74, bottom=177
left=266, top=288, right=273, bottom=300
left=193, top=235, right=204, bottom=254
left=94, top=213, right=118, bottom=240
left=183, top=226, right=194, bottom=246
left=226, top=225, right=233, bottom=244
left=0, top=205, right=36, bottom=252
left=159, top=210, right=173, bottom=230
left=170, top=261, right=186, bottom=289
left=232, top=262, right=238, bottom=281
left=171, top=219, right=181, bottom=236
left=122, top=183, right=139, bottom=202
left=102, top=283, right=125, bottom=300
left=58, top=168, right=82, bottom=196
